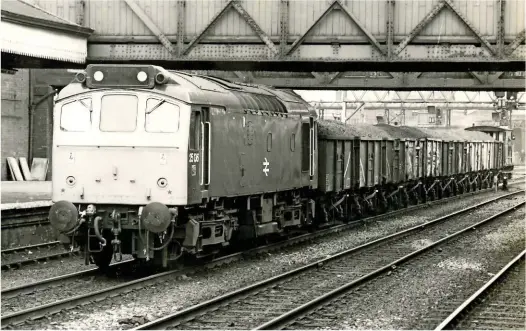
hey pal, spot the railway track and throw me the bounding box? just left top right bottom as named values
left=1, top=241, right=60, bottom=255
left=0, top=206, right=50, bottom=230
left=1, top=246, right=80, bottom=271
left=2, top=191, right=522, bottom=328
left=2, top=178, right=523, bottom=272
left=0, top=260, right=135, bottom=301
left=125, top=191, right=522, bottom=330
left=435, top=250, right=526, bottom=330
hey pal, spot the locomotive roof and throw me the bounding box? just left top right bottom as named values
left=57, top=65, right=315, bottom=116
left=166, top=71, right=314, bottom=115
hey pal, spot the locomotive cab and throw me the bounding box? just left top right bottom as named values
left=50, top=65, right=194, bottom=268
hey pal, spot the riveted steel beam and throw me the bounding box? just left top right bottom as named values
left=176, top=0, right=186, bottom=56
left=443, top=0, right=496, bottom=55
left=497, top=0, right=505, bottom=58
left=337, top=1, right=386, bottom=55
left=231, top=0, right=279, bottom=57
left=386, top=0, right=395, bottom=59
left=469, top=72, right=485, bottom=84
left=178, top=70, right=526, bottom=91
left=287, top=0, right=386, bottom=56
left=279, top=0, right=289, bottom=57
left=394, top=1, right=445, bottom=55
left=184, top=0, right=278, bottom=57
left=87, top=43, right=525, bottom=71
left=505, top=30, right=526, bottom=55
left=470, top=72, right=504, bottom=85
left=311, top=72, right=343, bottom=85
left=123, top=0, right=176, bottom=54
left=286, top=0, right=340, bottom=56
left=183, top=0, right=234, bottom=56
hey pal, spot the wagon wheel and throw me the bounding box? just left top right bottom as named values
left=378, top=191, right=389, bottom=213
left=420, top=186, right=427, bottom=204
left=411, top=190, right=420, bottom=205
left=401, top=189, right=409, bottom=208
left=430, top=187, right=438, bottom=201
left=452, top=181, right=459, bottom=196
left=465, top=180, right=471, bottom=192
left=389, top=193, right=400, bottom=211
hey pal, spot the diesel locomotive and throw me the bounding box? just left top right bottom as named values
left=48, top=64, right=509, bottom=270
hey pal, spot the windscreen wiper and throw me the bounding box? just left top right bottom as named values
left=79, top=99, right=93, bottom=120
left=146, top=99, right=166, bottom=114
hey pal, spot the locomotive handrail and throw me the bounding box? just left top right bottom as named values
left=206, top=121, right=211, bottom=185
left=200, top=121, right=205, bottom=186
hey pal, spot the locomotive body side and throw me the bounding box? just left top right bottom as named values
left=49, top=65, right=319, bottom=269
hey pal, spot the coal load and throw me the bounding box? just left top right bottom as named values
left=318, top=120, right=393, bottom=139
left=318, top=121, right=496, bottom=142
left=375, top=124, right=496, bottom=142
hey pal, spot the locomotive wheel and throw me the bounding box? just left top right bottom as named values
left=92, top=244, right=113, bottom=272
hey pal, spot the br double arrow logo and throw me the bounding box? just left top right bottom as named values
left=263, top=158, right=270, bottom=176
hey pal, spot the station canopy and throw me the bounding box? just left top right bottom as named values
left=1, top=0, right=93, bottom=69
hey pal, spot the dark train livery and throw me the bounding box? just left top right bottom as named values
left=48, top=65, right=511, bottom=269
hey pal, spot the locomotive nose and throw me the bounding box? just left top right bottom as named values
left=49, top=200, right=79, bottom=233
left=140, top=202, right=172, bottom=233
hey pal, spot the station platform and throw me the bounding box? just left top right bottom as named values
left=1, top=181, right=52, bottom=210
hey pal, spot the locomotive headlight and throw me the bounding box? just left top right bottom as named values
left=157, top=178, right=168, bottom=188
left=93, top=71, right=104, bottom=81
left=137, top=71, right=148, bottom=82
left=66, top=176, right=76, bottom=186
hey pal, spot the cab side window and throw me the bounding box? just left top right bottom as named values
left=189, top=111, right=201, bottom=150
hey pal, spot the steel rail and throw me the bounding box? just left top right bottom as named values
left=133, top=191, right=525, bottom=330
left=0, top=260, right=135, bottom=300
left=0, top=251, right=244, bottom=327
left=434, top=249, right=526, bottom=331
left=1, top=250, right=80, bottom=271
left=1, top=184, right=522, bottom=326
left=3, top=191, right=521, bottom=327
left=1, top=241, right=60, bottom=255
left=2, top=176, right=520, bottom=273
left=1, top=182, right=520, bottom=300
left=1, top=207, right=50, bottom=230
left=254, top=202, right=525, bottom=330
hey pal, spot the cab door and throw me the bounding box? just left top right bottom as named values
left=187, top=107, right=202, bottom=204
left=200, top=107, right=211, bottom=192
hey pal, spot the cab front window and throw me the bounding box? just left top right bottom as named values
left=145, top=98, right=180, bottom=133
left=60, top=98, right=92, bottom=132
left=100, top=94, right=138, bottom=132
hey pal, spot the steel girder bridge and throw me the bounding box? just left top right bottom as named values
left=13, top=0, right=526, bottom=90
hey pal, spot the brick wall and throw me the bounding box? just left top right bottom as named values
left=1, top=70, right=30, bottom=181
left=31, top=85, right=54, bottom=180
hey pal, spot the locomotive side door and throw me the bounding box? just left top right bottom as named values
left=200, top=107, right=211, bottom=191
left=301, top=116, right=316, bottom=186
left=187, top=107, right=203, bottom=204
